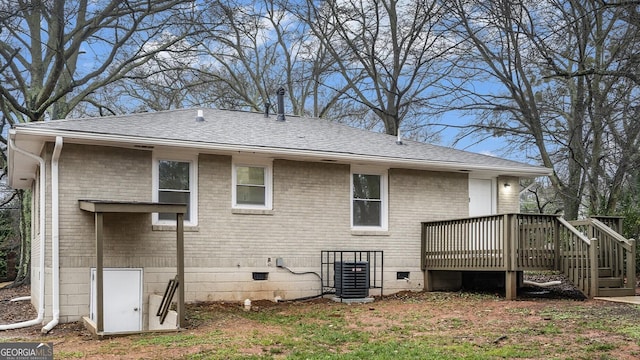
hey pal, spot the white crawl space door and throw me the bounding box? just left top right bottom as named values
left=469, top=178, right=496, bottom=217
left=90, top=268, right=143, bottom=333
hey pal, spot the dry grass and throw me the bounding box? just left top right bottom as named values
left=2, top=287, right=640, bottom=359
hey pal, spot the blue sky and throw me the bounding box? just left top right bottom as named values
left=434, top=111, right=535, bottom=164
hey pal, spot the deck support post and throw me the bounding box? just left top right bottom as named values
left=589, top=238, right=599, bottom=298
left=424, top=270, right=433, bottom=292
left=628, top=239, right=636, bottom=288
left=554, top=219, right=561, bottom=271
left=505, top=271, right=517, bottom=300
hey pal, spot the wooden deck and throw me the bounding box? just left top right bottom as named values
left=421, top=214, right=636, bottom=299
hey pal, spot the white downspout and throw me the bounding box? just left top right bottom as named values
left=42, top=136, right=63, bottom=333
left=0, top=138, right=46, bottom=330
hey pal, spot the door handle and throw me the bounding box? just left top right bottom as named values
left=133, top=308, right=139, bottom=311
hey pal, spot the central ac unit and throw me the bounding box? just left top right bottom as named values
left=334, top=261, right=370, bottom=298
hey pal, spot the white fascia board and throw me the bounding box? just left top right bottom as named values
left=8, top=129, right=46, bottom=189
left=7, top=131, right=16, bottom=188
left=12, top=128, right=553, bottom=178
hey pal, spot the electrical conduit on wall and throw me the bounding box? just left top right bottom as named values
left=0, top=138, right=46, bottom=330
left=42, top=136, right=63, bottom=333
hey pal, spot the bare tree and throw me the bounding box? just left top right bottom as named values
left=80, top=36, right=209, bottom=115
left=199, top=0, right=349, bottom=117
left=0, top=0, right=197, bottom=285
left=535, top=0, right=640, bottom=215
left=297, top=0, right=455, bottom=136
left=443, top=0, right=640, bottom=219
left=101, top=0, right=356, bottom=120
left=0, top=0, right=198, bottom=123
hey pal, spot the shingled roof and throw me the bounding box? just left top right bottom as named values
left=9, top=108, right=551, bottom=188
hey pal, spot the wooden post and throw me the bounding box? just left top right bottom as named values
left=95, top=212, right=104, bottom=333
left=628, top=239, right=636, bottom=288
left=176, top=213, right=185, bottom=328
left=424, top=270, right=433, bottom=292
left=421, top=222, right=432, bottom=292
left=505, top=271, right=517, bottom=300
left=504, top=215, right=517, bottom=300
left=589, top=238, right=599, bottom=298
left=420, top=223, right=426, bottom=270
left=553, top=217, right=564, bottom=271
left=509, top=214, right=518, bottom=271
left=503, top=215, right=510, bottom=270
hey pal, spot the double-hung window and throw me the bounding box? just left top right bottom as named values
left=232, top=159, right=272, bottom=209
left=351, top=168, right=388, bottom=230
left=153, top=155, right=198, bottom=225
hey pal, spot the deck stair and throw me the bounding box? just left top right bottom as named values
left=597, top=267, right=635, bottom=297
left=571, top=217, right=637, bottom=297
left=421, top=214, right=636, bottom=299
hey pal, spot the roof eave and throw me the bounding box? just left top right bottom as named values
left=8, top=129, right=43, bottom=189
left=11, top=127, right=553, bottom=179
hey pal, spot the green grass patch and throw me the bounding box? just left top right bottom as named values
left=54, top=351, right=85, bottom=358
left=45, top=292, right=640, bottom=359
left=620, top=325, right=640, bottom=345
left=584, top=342, right=617, bottom=352
left=134, top=330, right=226, bottom=348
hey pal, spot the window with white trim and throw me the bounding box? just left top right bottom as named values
left=153, top=155, right=198, bottom=225
left=232, top=160, right=272, bottom=209
left=351, top=168, right=388, bottom=229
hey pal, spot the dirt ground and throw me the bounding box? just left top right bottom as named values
left=0, top=273, right=589, bottom=338
left=1, top=275, right=640, bottom=359
left=0, top=283, right=88, bottom=339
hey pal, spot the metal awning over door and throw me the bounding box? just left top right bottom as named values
left=79, top=200, right=187, bottom=334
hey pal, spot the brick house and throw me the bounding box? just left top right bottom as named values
left=7, top=107, right=550, bottom=334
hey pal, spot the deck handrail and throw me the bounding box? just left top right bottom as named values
left=590, top=219, right=634, bottom=250
left=422, top=214, right=602, bottom=298
left=553, top=218, right=599, bottom=297
left=421, top=214, right=508, bottom=271
left=592, top=216, right=625, bottom=234
left=421, top=214, right=637, bottom=298
left=515, top=214, right=559, bottom=270
left=422, top=213, right=562, bottom=271
left=585, top=218, right=636, bottom=290
left=557, top=217, right=593, bottom=245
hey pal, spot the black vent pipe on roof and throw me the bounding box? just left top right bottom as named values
left=276, top=87, right=285, bottom=121
left=264, top=102, right=270, bottom=118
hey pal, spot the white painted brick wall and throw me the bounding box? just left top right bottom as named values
left=41, top=144, right=495, bottom=322
left=497, top=176, right=520, bottom=213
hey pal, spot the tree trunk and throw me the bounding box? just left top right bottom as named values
left=12, top=190, right=31, bottom=287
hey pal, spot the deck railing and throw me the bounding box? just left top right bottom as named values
left=422, top=214, right=561, bottom=272
left=571, top=218, right=636, bottom=290
left=557, top=218, right=599, bottom=298
left=592, top=216, right=624, bottom=234
left=421, top=214, right=508, bottom=271
left=421, top=214, right=633, bottom=298
left=516, top=214, right=558, bottom=270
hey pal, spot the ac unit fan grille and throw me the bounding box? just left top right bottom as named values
left=334, top=261, right=370, bottom=298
